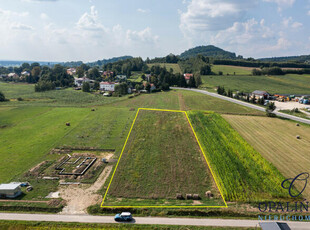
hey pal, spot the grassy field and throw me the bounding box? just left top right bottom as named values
left=212, top=65, right=252, bottom=75
left=0, top=106, right=90, bottom=183
left=280, top=109, right=310, bottom=120
left=105, top=110, right=225, bottom=206
left=223, top=115, right=310, bottom=199
left=147, top=63, right=182, bottom=74
left=187, top=111, right=291, bottom=202
left=0, top=220, right=258, bottom=230
left=201, top=74, right=310, bottom=95
left=0, top=82, right=126, bottom=107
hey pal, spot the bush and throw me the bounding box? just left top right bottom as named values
left=0, top=91, right=6, bottom=102
left=35, top=81, right=55, bottom=92
left=17, top=97, right=23, bottom=101
left=82, top=82, right=90, bottom=92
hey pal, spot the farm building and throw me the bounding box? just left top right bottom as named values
left=251, top=90, right=270, bottom=99
left=100, top=82, right=118, bottom=91
left=0, top=183, right=22, bottom=198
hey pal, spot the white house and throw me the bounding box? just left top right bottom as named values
left=74, top=77, right=91, bottom=87
left=0, top=184, right=22, bottom=198
left=21, top=71, right=30, bottom=76
left=100, top=82, right=118, bottom=91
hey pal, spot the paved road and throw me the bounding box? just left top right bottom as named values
left=1, top=213, right=310, bottom=229
left=172, top=87, right=310, bottom=125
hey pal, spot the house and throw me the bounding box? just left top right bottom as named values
left=21, top=71, right=30, bottom=77
left=8, top=73, right=19, bottom=79
left=116, top=75, right=127, bottom=81
left=103, top=71, right=114, bottom=77
left=0, top=183, right=22, bottom=198
left=100, top=82, right=118, bottom=91
left=251, top=90, right=270, bottom=99
left=67, top=68, right=76, bottom=75
left=143, top=82, right=156, bottom=92
left=184, top=73, right=193, bottom=84
left=74, top=77, right=91, bottom=87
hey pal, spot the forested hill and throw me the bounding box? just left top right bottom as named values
left=62, top=56, right=133, bottom=67
left=179, top=45, right=237, bottom=59
left=258, top=55, right=310, bottom=63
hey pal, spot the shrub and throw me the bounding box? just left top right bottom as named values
left=0, top=91, right=6, bottom=102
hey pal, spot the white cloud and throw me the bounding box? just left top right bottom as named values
left=76, top=6, right=105, bottom=31
left=263, top=0, right=295, bottom=11
left=180, top=0, right=258, bottom=34
left=10, top=23, right=33, bottom=30
left=40, top=13, right=49, bottom=20
left=282, top=17, right=302, bottom=29
left=126, top=27, right=158, bottom=44
left=307, top=10, right=310, bottom=15
left=291, top=21, right=302, bottom=28
left=137, top=8, right=149, bottom=13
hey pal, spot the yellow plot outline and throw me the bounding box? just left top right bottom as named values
left=100, top=108, right=228, bottom=208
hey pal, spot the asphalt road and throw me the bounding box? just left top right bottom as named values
left=172, top=87, right=310, bottom=125
left=1, top=212, right=310, bottom=229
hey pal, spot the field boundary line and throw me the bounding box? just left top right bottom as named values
left=101, top=108, right=227, bottom=208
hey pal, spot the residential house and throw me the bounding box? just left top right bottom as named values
left=8, top=73, right=19, bottom=80
left=100, top=82, right=118, bottom=91
left=21, top=71, right=30, bottom=77
left=251, top=90, right=270, bottom=99
left=74, top=77, right=92, bottom=87
left=0, top=184, right=22, bottom=198
left=184, top=73, right=193, bottom=84
left=143, top=82, right=156, bottom=92
left=67, top=68, right=76, bottom=75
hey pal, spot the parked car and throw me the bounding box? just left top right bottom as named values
left=114, top=212, right=133, bottom=222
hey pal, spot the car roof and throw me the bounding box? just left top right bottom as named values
left=121, top=212, right=131, bottom=216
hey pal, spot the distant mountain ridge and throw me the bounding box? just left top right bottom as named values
left=179, top=45, right=237, bottom=59
left=258, top=55, right=310, bottom=63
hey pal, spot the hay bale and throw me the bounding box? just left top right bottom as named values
left=186, top=194, right=192, bottom=199
left=296, top=123, right=300, bottom=126
left=193, top=194, right=200, bottom=200
left=296, top=135, right=300, bottom=139
left=66, top=122, right=70, bottom=126
left=205, top=191, right=213, bottom=198
left=176, top=193, right=184, bottom=200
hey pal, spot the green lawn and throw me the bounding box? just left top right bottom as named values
left=104, top=110, right=225, bottom=206
left=212, top=65, right=252, bottom=75
left=201, top=74, right=310, bottom=95
left=0, top=107, right=90, bottom=183
left=147, top=63, right=182, bottom=74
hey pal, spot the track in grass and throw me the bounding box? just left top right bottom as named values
left=101, top=108, right=227, bottom=208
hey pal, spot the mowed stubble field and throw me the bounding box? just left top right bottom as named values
left=105, top=109, right=225, bottom=206
left=223, top=115, right=310, bottom=199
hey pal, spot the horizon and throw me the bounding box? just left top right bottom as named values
left=0, top=0, right=310, bottom=62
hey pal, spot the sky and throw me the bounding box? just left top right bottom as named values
left=0, top=0, right=309, bottom=62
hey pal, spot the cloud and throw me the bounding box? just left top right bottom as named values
left=180, top=0, right=258, bottom=34
left=282, top=17, right=302, bottom=29
left=40, top=13, right=49, bottom=20
left=126, top=27, right=158, bottom=44
left=10, top=23, right=33, bottom=30
left=137, top=8, right=149, bottom=13
left=308, top=10, right=310, bottom=15
left=76, top=6, right=105, bottom=31
left=263, top=0, right=295, bottom=11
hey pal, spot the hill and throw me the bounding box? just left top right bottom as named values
left=62, top=56, right=133, bottom=67
left=179, top=45, right=237, bottom=59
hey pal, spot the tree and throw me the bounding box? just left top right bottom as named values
left=31, top=66, right=41, bottom=79
left=200, top=65, right=211, bottom=75
left=76, top=66, right=85, bottom=78
left=88, top=67, right=101, bottom=81
left=114, top=83, right=128, bottom=95
left=188, top=76, right=196, bottom=88
left=94, top=81, right=100, bottom=90
left=266, top=102, right=276, bottom=117
left=34, top=81, right=55, bottom=92
left=0, top=91, right=6, bottom=102
left=145, top=82, right=151, bottom=92
left=194, top=74, right=202, bottom=88
left=82, top=82, right=90, bottom=92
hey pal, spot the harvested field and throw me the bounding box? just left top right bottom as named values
left=223, top=115, right=310, bottom=199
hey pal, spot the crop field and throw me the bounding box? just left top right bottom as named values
left=147, top=63, right=182, bottom=74
left=212, top=65, right=252, bottom=75
left=223, top=115, right=310, bottom=199
left=187, top=111, right=291, bottom=202
left=103, top=109, right=225, bottom=207
left=201, top=74, right=310, bottom=95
